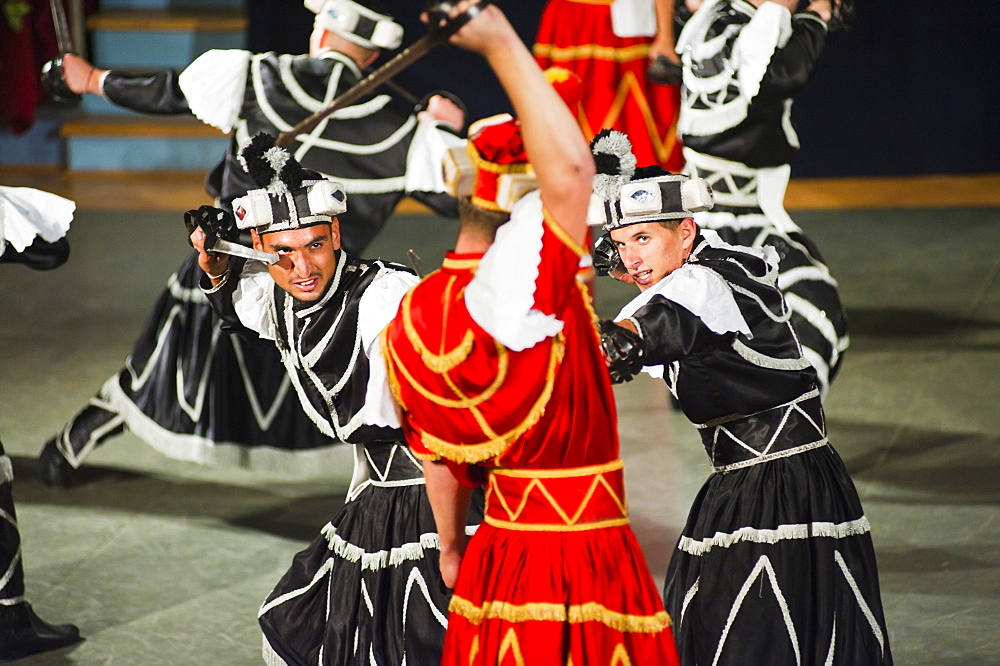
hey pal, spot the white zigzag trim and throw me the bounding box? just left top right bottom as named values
left=402, top=563, right=449, bottom=629
left=680, top=576, right=700, bottom=627
left=678, top=517, right=872, bottom=556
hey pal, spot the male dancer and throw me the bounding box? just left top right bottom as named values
left=38, top=0, right=465, bottom=484
left=593, top=129, right=891, bottom=664
left=188, top=132, right=479, bottom=664
left=383, top=5, right=679, bottom=663
left=0, top=187, right=81, bottom=660
left=666, top=0, right=853, bottom=396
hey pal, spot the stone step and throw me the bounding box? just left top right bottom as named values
left=61, top=115, right=228, bottom=171
left=88, top=9, right=246, bottom=69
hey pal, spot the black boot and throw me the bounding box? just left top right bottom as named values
left=0, top=602, right=81, bottom=661
left=36, top=439, right=75, bottom=489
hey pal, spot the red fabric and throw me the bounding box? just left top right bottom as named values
left=444, top=524, right=679, bottom=665
left=484, top=465, right=628, bottom=529
left=384, top=211, right=679, bottom=663
left=534, top=0, right=684, bottom=172
left=0, top=0, right=96, bottom=134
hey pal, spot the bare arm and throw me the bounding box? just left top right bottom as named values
left=422, top=460, right=473, bottom=588
left=446, top=3, right=595, bottom=245
left=650, top=0, right=680, bottom=64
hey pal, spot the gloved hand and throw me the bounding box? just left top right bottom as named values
left=597, top=319, right=645, bottom=384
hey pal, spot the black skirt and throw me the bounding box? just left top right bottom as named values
left=259, top=442, right=482, bottom=665
left=663, top=445, right=892, bottom=665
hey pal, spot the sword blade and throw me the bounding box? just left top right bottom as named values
left=211, top=238, right=279, bottom=265
left=48, top=0, right=74, bottom=54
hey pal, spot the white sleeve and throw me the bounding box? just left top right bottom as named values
left=403, top=120, right=467, bottom=194
left=465, top=190, right=565, bottom=351
left=232, top=261, right=277, bottom=341
left=178, top=49, right=252, bottom=132
left=358, top=267, right=419, bottom=429
left=734, top=2, right=793, bottom=102
left=0, top=186, right=74, bottom=254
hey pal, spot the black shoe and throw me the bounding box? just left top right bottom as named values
left=36, top=439, right=76, bottom=489
left=0, top=603, right=81, bottom=661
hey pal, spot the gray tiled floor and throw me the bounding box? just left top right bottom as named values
left=1, top=206, right=997, bottom=664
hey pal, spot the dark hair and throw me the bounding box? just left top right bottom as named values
left=458, top=198, right=510, bottom=240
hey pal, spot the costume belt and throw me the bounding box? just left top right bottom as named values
left=695, top=388, right=829, bottom=474
left=361, top=441, right=425, bottom=483
left=483, top=459, right=629, bottom=531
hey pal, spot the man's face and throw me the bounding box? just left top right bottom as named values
left=252, top=221, right=341, bottom=303
left=609, top=219, right=696, bottom=291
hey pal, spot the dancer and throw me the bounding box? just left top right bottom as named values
left=383, top=6, right=679, bottom=663
left=189, top=132, right=479, bottom=664
left=38, top=0, right=465, bottom=484
left=534, top=0, right=684, bottom=172
left=0, top=187, right=82, bottom=660
left=593, top=129, right=891, bottom=664
left=671, top=0, right=854, bottom=396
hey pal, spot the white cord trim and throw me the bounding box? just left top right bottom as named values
left=732, top=338, right=812, bottom=372
left=679, top=576, right=700, bottom=627
left=712, top=438, right=828, bottom=473
left=678, top=516, right=871, bottom=557
left=834, top=549, right=886, bottom=658
left=713, top=554, right=801, bottom=666
left=0, top=456, right=11, bottom=484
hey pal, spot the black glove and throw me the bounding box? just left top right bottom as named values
left=598, top=319, right=645, bottom=384
left=647, top=55, right=682, bottom=86
left=827, top=0, right=855, bottom=32
left=593, top=233, right=624, bottom=278
left=184, top=205, right=238, bottom=254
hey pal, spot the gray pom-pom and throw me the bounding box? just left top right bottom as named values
left=590, top=129, right=636, bottom=204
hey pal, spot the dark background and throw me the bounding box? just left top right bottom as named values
left=247, top=0, right=1000, bottom=178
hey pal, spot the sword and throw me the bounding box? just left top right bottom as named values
left=275, top=0, right=490, bottom=148
left=40, top=0, right=80, bottom=103
left=209, top=238, right=280, bottom=265
left=184, top=206, right=279, bottom=265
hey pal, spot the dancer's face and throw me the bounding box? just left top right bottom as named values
left=253, top=221, right=341, bottom=303
left=609, top=219, right=696, bottom=291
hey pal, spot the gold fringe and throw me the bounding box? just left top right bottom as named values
left=450, top=596, right=672, bottom=633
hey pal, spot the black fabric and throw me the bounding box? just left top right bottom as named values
left=259, top=449, right=484, bottom=665
left=102, top=70, right=190, bottom=115
left=677, top=3, right=827, bottom=168
left=0, top=439, right=25, bottom=603
left=630, top=237, right=892, bottom=664
left=0, top=237, right=69, bottom=270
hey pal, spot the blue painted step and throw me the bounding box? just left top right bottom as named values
left=62, top=116, right=228, bottom=171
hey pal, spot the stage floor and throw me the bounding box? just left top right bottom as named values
left=1, top=201, right=998, bottom=663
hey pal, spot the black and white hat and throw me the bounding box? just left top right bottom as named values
left=304, top=0, right=403, bottom=50
left=232, top=132, right=347, bottom=235
left=588, top=129, right=714, bottom=230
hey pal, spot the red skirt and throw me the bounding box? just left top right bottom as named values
left=534, top=0, right=683, bottom=172
left=442, top=462, right=680, bottom=664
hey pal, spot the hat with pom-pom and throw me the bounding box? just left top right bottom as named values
left=588, top=129, right=714, bottom=230
left=231, top=132, right=347, bottom=234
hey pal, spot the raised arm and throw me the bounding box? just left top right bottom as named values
left=446, top=3, right=595, bottom=245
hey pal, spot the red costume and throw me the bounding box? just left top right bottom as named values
left=383, top=116, right=678, bottom=660
left=534, top=0, right=684, bottom=173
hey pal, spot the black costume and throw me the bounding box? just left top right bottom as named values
left=1, top=187, right=81, bottom=659
left=675, top=0, right=849, bottom=396
left=614, top=231, right=891, bottom=665
left=205, top=252, right=478, bottom=665
left=40, top=49, right=462, bottom=479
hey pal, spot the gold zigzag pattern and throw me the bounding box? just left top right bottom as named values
left=488, top=469, right=628, bottom=526
left=578, top=70, right=679, bottom=166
